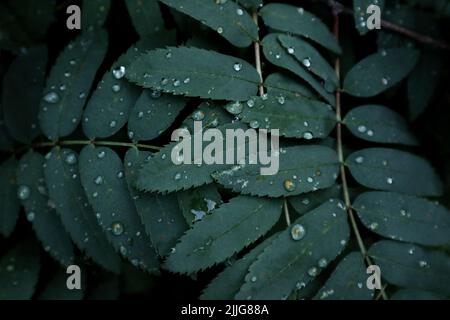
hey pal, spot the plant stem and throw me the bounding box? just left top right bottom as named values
left=14, top=139, right=162, bottom=154
left=332, top=9, right=388, bottom=300
left=283, top=199, right=292, bottom=226
left=327, top=0, right=450, bottom=51
left=252, top=12, right=265, bottom=96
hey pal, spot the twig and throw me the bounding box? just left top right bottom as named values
left=327, top=0, right=450, bottom=51
left=252, top=12, right=265, bottom=96
left=332, top=9, right=388, bottom=300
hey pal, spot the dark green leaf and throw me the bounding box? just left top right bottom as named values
left=17, top=151, right=74, bottom=266
left=124, top=148, right=187, bottom=256
left=369, top=240, right=450, bottom=296
left=200, top=233, right=278, bottom=300
left=314, top=252, right=373, bottom=300
left=44, top=148, right=121, bottom=272
left=407, top=50, right=444, bottom=119
left=181, top=101, right=233, bottom=132
left=159, top=0, right=257, bottom=47
left=82, top=0, right=111, bottom=29
left=164, top=196, right=282, bottom=274
left=39, top=269, right=84, bottom=300
left=354, top=191, right=450, bottom=246
left=79, top=145, right=159, bottom=273
left=260, top=3, right=341, bottom=54
left=0, top=239, right=41, bottom=300
left=126, top=47, right=260, bottom=101
left=346, top=148, right=442, bottom=196
left=0, top=157, right=20, bottom=237
left=238, top=95, right=336, bottom=139
left=214, top=145, right=340, bottom=197
left=235, top=199, right=350, bottom=299
left=125, top=0, right=164, bottom=36
left=0, top=108, right=14, bottom=152
left=39, top=31, right=108, bottom=140
left=127, top=90, right=186, bottom=142
left=177, top=184, right=222, bottom=226
left=2, top=46, right=47, bottom=143
left=264, top=73, right=315, bottom=99
left=278, top=34, right=338, bottom=89
left=343, top=105, right=417, bottom=145
left=343, top=48, right=419, bottom=97
left=83, top=33, right=177, bottom=139
left=288, top=185, right=342, bottom=216
left=353, top=0, right=385, bottom=35
left=262, top=34, right=335, bottom=105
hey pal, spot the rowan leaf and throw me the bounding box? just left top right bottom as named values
left=159, top=0, right=257, bottom=47
left=260, top=3, right=341, bottom=54
left=125, top=0, right=164, bottom=36
left=44, top=148, right=121, bottom=273
left=213, top=145, right=340, bottom=198
left=264, top=73, right=315, bottom=100
left=0, top=239, right=41, bottom=300
left=369, top=240, right=450, bottom=296
left=262, top=33, right=335, bottom=105
left=343, top=47, right=419, bottom=97
left=2, top=46, right=47, bottom=143
left=126, top=47, right=260, bottom=101
left=124, top=148, right=187, bottom=257
left=79, top=145, right=159, bottom=273
left=17, top=151, right=74, bottom=266
left=343, top=105, right=418, bottom=145
left=0, top=157, right=20, bottom=237
left=288, top=185, right=342, bottom=216
left=164, top=196, right=282, bottom=274
left=346, top=148, right=442, bottom=196
left=39, top=31, right=108, bottom=140
left=313, top=252, right=373, bottom=300
left=354, top=191, right=450, bottom=246
left=235, top=199, right=350, bottom=299
left=239, top=95, right=336, bottom=139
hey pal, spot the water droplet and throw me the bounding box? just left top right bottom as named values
left=26, top=211, right=35, bottom=222
left=174, top=173, right=181, bottom=180
left=400, top=209, right=407, bottom=217
left=94, top=176, right=103, bottom=185
left=236, top=8, right=243, bottom=15
left=247, top=99, right=255, bottom=108
left=217, top=27, right=223, bottom=34
left=308, top=266, right=318, bottom=277
left=111, top=222, right=124, bottom=236
left=251, top=276, right=257, bottom=282
left=302, top=58, right=311, bottom=68
left=369, top=222, right=379, bottom=230
left=112, top=84, right=121, bottom=92
left=277, top=96, right=285, bottom=105
left=355, top=156, right=364, bottom=164
left=357, top=125, right=367, bottom=133
left=192, top=110, right=205, bottom=121
left=64, top=72, right=71, bottom=78
left=386, top=177, right=394, bottom=185
left=303, top=131, right=313, bottom=140
left=418, top=260, right=429, bottom=268
left=112, top=66, right=126, bottom=79
left=381, top=78, right=389, bottom=85
left=166, top=52, right=172, bottom=59
left=43, top=92, right=60, bottom=104
left=275, top=53, right=281, bottom=59
left=138, top=111, right=144, bottom=119
left=287, top=47, right=295, bottom=54
left=226, top=101, right=243, bottom=115
left=297, top=7, right=304, bottom=14
left=283, top=179, right=296, bottom=192
left=6, top=264, right=14, bottom=272
left=291, top=224, right=306, bottom=240
left=307, top=177, right=314, bottom=183
left=97, top=151, right=106, bottom=159
left=381, top=50, right=387, bottom=57
left=233, top=62, right=242, bottom=72
left=160, top=78, right=168, bottom=86
left=109, top=120, right=117, bottom=128
left=367, top=130, right=374, bottom=137
left=79, top=92, right=86, bottom=99
left=173, top=79, right=181, bottom=87
left=119, top=245, right=127, bottom=256
left=318, top=258, right=328, bottom=268
left=249, top=120, right=259, bottom=129
left=17, top=185, right=31, bottom=200
left=128, top=131, right=135, bottom=139
left=117, top=171, right=124, bottom=179
left=183, top=77, right=190, bottom=84
left=65, top=152, right=77, bottom=165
